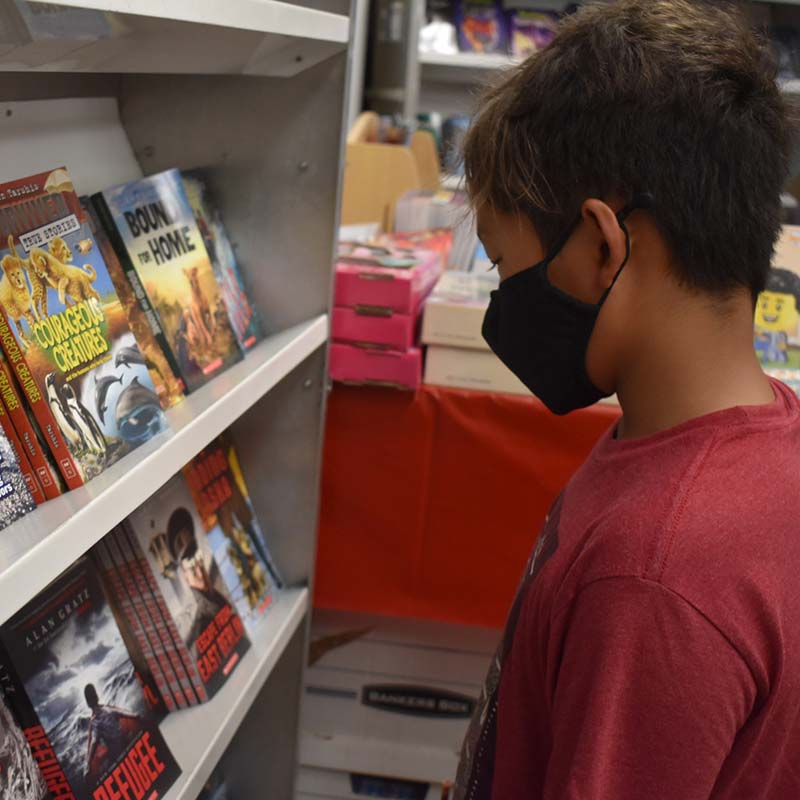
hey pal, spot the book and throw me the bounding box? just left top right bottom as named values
left=0, top=353, right=62, bottom=500
left=0, top=558, right=181, bottom=800
left=80, top=197, right=184, bottom=410
left=183, top=437, right=278, bottom=631
left=125, top=473, right=251, bottom=699
left=0, top=394, right=44, bottom=506
left=455, top=0, right=507, bottom=54
left=96, top=169, right=243, bottom=394
left=91, top=536, right=180, bottom=714
left=0, top=428, right=36, bottom=530
left=0, top=693, right=48, bottom=800
left=182, top=173, right=263, bottom=353
left=0, top=168, right=169, bottom=486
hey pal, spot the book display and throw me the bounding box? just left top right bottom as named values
left=0, top=1, right=350, bottom=798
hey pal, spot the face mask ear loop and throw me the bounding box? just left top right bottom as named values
left=597, top=220, right=631, bottom=307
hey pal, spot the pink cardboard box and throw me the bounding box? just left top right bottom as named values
left=332, top=306, right=418, bottom=351
left=329, top=343, right=422, bottom=391
left=334, top=246, right=443, bottom=315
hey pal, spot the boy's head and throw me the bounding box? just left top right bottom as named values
left=467, top=0, right=792, bottom=411
left=756, top=267, right=800, bottom=333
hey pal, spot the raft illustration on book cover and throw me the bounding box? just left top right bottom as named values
left=0, top=168, right=169, bottom=485
left=97, top=169, right=242, bottom=394
left=126, top=473, right=251, bottom=699
left=0, top=558, right=181, bottom=800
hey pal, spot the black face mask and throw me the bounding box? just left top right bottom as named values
left=482, top=196, right=651, bottom=415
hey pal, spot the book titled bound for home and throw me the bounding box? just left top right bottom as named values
left=0, top=168, right=169, bottom=486
left=182, top=173, right=263, bottom=353
left=93, top=169, right=242, bottom=394
left=183, top=436, right=279, bottom=632
left=126, top=473, right=251, bottom=699
left=0, top=557, right=181, bottom=800
left=0, top=428, right=36, bottom=531
left=0, top=393, right=43, bottom=506
left=80, top=197, right=184, bottom=410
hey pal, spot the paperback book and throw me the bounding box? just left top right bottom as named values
left=0, top=558, right=181, bottom=800
left=94, top=169, right=243, bottom=394
left=0, top=693, right=48, bottom=800
left=126, top=473, right=251, bottom=699
left=183, top=437, right=280, bottom=631
left=182, top=173, right=263, bottom=353
left=0, top=396, right=43, bottom=506
left=0, top=168, right=169, bottom=486
left=80, top=197, right=184, bottom=410
left=0, top=429, right=36, bottom=530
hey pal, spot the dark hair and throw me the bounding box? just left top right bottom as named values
left=766, top=267, right=800, bottom=310
left=167, top=506, right=196, bottom=561
left=463, top=0, right=793, bottom=298
left=84, top=683, right=98, bottom=708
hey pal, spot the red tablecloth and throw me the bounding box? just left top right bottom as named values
left=315, top=385, right=619, bottom=628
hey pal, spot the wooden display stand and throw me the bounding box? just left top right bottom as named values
left=341, top=111, right=441, bottom=231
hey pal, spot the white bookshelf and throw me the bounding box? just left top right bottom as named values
left=0, top=0, right=350, bottom=795
left=164, top=588, right=309, bottom=800
left=0, top=316, right=326, bottom=625
left=419, top=51, right=520, bottom=71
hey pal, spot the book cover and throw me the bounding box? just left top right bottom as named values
left=182, top=173, right=263, bottom=353
left=0, top=354, right=62, bottom=500
left=0, top=395, right=44, bottom=506
left=80, top=197, right=184, bottom=410
left=182, top=438, right=276, bottom=631
left=126, top=473, right=251, bottom=699
left=99, top=169, right=243, bottom=393
left=0, top=558, right=181, bottom=800
left=0, top=692, right=48, bottom=800
left=0, top=168, right=169, bottom=485
left=0, top=428, right=36, bottom=529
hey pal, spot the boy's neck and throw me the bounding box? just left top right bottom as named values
left=615, top=301, right=774, bottom=440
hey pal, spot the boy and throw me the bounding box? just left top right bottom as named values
left=454, top=2, right=800, bottom=798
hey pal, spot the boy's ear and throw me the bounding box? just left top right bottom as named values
left=581, top=198, right=629, bottom=290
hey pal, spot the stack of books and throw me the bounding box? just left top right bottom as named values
left=422, top=271, right=529, bottom=396
left=329, top=240, right=443, bottom=391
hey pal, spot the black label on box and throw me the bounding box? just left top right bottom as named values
left=361, top=684, right=475, bottom=719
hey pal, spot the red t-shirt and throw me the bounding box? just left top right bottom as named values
left=454, top=379, right=800, bottom=800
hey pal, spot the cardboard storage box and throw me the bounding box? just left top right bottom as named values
left=421, top=271, right=497, bottom=351
left=296, top=765, right=442, bottom=800
left=301, top=610, right=498, bottom=784
left=424, top=345, right=528, bottom=396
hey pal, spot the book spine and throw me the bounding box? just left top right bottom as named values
left=105, top=530, right=186, bottom=711
left=0, top=639, right=77, bottom=800
left=90, top=540, right=175, bottom=715
left=122, top=519, right=209, bottom=703
left=114, top=526, right=199, bottom=708
left=90, top=193, right=187, bottom=393
left=0, top=308, right=83, bottom=490
left=0, top=353, right=61, bottom=500
left=0, top=394, right=43, bottom=505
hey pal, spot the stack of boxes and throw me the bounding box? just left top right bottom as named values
left=422, top=271, right=529, bottom=395
left=330, top=243, right=443, bottom=390
left=298, top=610, right=499, bottom=799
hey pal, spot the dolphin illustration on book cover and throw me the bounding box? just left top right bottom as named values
left=0, top=168, right=169, bottom=485
left=95, top=169, right=242, bottom=394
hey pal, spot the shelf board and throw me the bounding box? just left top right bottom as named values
left=0, top=314, right=327, bottom=625
left=0, top=1, right=348, bottom=75
left=419, top=51, right=520, bottom=70
left=164, top=587, right=308, bottom=799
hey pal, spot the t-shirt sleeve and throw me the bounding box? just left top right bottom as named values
left=544, top=576, right=756, bottom=800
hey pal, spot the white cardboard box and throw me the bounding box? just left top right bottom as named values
left=424, top=345, right=529, bottom=396
left=301, top=610, right=498, bottom=784
left=421, top=271, right=497, bottom=350
left=296, top=765, right=441, bottom=800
